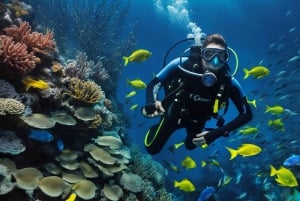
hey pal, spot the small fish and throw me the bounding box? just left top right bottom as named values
left=288, top=27, right=296, bottom=33
left=197, top=186, right=215, bottom=201
left=66, top=192, right=77, bottom=201
left=168, top=141, right=185, bottom=153
left=225, top=143, right=262, bottom=160
left=268, top=118, right=285, bottom=131
left=243, top=66, right=270, bottom=79
left=181, top=156, right=197, bottom=169
left=130, top=104, right=139, bottom=111
left=247, top=99, right=257, bottom=108
left=122, top=49, right=152, bottom=66
left=265, top=105, right=284, bottom=115
left=127, top=78, right=147, bottom=89
left=236, top=192, right=247, bottom=199
left=22, top=77, right=49, bottom=91
left=270, top=165, right=298, bottom=187
left=283, top=154, right=300, bottom=166
left=201, top=159, right=220, bottom=168
left=288, top=55, right=300, bottom=63
left=163, top=160, right=180, bottom=173
left=174, top=178, right=196, bottom=192
left=28, top=129, right=54, bottom=143
left=238, top=126, right=258, bottom=135
left=125, top=90, right=137, bottom=99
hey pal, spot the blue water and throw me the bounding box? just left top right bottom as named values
left=117, top=1, right=300, bottom=200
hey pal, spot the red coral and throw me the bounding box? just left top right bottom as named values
left=3, top=21, right=31, bottom=42
left=0, top=35, right=36, bottom=74
left=23, top=30, right=56, bottom=54
left=4, top=21, right=56, bottom=55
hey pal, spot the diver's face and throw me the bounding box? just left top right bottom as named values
left=202, top=43, right=227, bottom=70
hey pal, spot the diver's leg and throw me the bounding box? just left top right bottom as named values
left=144, top=115, right=179, bottom=155
left=184, top=120, right=205, bottom=150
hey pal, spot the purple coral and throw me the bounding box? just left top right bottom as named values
left=0, top=130, right=25, bottom=155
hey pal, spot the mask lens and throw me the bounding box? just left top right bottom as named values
left=202, top=48, right=229, bottom=62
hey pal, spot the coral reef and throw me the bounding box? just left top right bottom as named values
left=0, top=35, right=36, bottom=74
left=65, top=78, right=105, bottom=105
left=63, top=52, right=91, bottom=80
left=4, top=21, right=56, bottom=55
left=0, top=98, right=25, bottom=115
left=0, top=130, right=25, bottom=155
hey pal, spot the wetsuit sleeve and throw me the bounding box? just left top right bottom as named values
left=145, top=58, right=183, bottom=104
left=205, top=78, right=253, bottom=144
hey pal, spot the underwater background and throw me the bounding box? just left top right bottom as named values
left=0, top=0, right=300, bottom=201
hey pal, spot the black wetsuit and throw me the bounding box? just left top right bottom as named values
left=143, top=57, right=252, bottom=155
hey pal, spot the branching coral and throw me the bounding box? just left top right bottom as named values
left=65, top=78, right=104, bottom=105
left=4, top=21, right=56, bottom=55
left=63, top=52, right=91, bottom=80
left=0, top=35, right=36, bottom=73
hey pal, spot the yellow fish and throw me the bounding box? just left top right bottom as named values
left=239, top=126, right=258, bottom=135
left=127, top=78, right=147, bottom=89
left=130, top=104, right=139, bottom=111
left=225, top=143, right=262, bottom=160
left=243, top=66, right=270, bottom=79
left=66, top=192, right=77, bottom=201
left=174, top=178, right=196, bottom=192
left=201, top=159, right=220, bottom=167
left=163, top=160, right=180, bottom=173
left=123, top=49, right=152, bottom=66
left=181, top=156, right=197, bottom=169
left=270, top=165, right=298, bottom=187
left=125, top=90, right=137, bottom=99
left=22, top=77, right=49, bottom=91
left=268, top=118, right=285, bottom=131
left=247, top=99, right=257, bottom=108
left=265, top=105, right=284, bottom=115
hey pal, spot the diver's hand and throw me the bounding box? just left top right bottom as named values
left=193, top=129, right=224, bottom=146
left=192, top=131, right=210, bottom=146
left=142, top=101, right=165, bottom=118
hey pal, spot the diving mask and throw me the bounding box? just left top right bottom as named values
left=201, top=48, right=230, bottom=63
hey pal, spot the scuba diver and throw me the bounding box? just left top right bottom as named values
left=141, top=33, right=252, bottom=155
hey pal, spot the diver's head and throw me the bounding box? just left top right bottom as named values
left=201, top=34, right=229, bottom=72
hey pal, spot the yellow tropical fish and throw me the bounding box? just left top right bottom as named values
left=123, top=49, right=152, bottom=66
left=268, top=118, right=285, bottom=131
left=247, top=99, right=257, bottom=108
left=265, top=105, right=284, bottom=115
left=163, top=160, right=180, bottom=173
left=22, top=77, right=49, bottom=91
left=201, top=159, right=220, bottom=167
left=127, top=78, right=147, bottom=89
left=225, top=143, right=262, bottom=160
left=243, top=66, right=270, bottom=79
left=174, top=178, right=196, bottom=192
left=125, top=90, right=137, bottom=98
left=239, top=126, right=258, bottom=135
left=66, top=192, right=77, bottom=201
left=130, top=104, right=139, bottom=111
left=270, top=165, right=298, bottom=187
left=181, top=156, right=197, bottom=169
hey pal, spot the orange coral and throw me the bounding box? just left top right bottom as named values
left=0, top=35, right=36, bottom=73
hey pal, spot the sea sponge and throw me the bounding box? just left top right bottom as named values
left=65, top=78, right=104, bottom=105
left=0, top=98, right=25, bottom=115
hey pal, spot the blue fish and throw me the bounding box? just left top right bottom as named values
left=28, top=129, right=54, bottom=143
left=198, top=186, right=215, bottom=201
left=283, top=154, right=300, bottom=166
